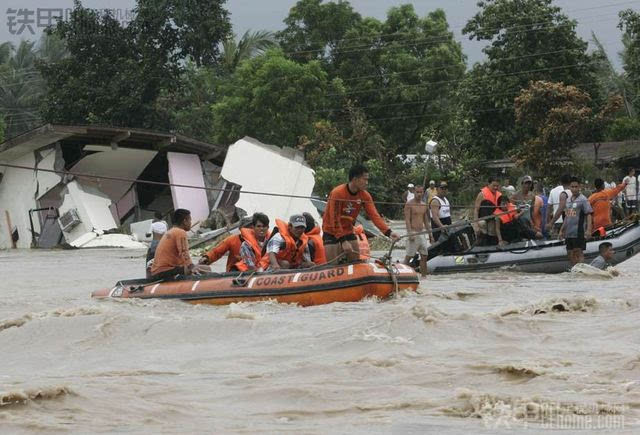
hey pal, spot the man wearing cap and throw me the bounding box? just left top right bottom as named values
left=259, top=214, right=314, bottom=270
left=511, top=175, right=542, bottom=232
left=145, top=219, right=168, bottom=278
left=402, top=184, right=415, bottom=203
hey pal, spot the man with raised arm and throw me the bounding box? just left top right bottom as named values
left=323, top=164, right=399, bottom=263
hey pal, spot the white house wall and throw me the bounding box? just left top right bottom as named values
left=0, top=151, right=61, bottom=249
left=220, top=137, right=320, bottom=225
left=58, top=180, right=118, bottom=246
left=71, top=145, right=157, bottom=202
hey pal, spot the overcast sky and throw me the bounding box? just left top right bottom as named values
left=2, top=0, right=637, bottom=68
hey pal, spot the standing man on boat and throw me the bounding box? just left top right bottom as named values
left=511, top=175, right=544, bottom=233
left=402, top=184, right=416, bottom=203
left=559, top=177, right=593, bottom=266
left=474, top=177, right=502, bottom=245
left=588, top=178, right=627, bottom=233
left=150, top=209, right=210, bottom=279
left=547, top=174, right=572, bottom=237
left=403, top=185, right=431, bottom=277
left=322, top=164, right=399, bottom=263
left=623, top=168, right=637, bottom=216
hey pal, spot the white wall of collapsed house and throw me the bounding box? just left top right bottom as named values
left=0, top=147, right=62, bottom=249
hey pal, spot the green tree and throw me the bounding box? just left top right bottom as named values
left=331, top=6, right=466, bottom=153
left=619, top=9, right=640, bottom=114
left=0, top=114, right=5, bottom=143
left=462, top=0, right=598, bottom=159
left=221, top=30, right=278, bottom=73
left=0, top=41, right=43, bottom=138
left=211, top=49, right=329, bottom=146
left=277, top=0, right=362, bottom=66
left=38, top=0, right=232, bottom=130
left=134, top=0, right=232, bottom=67
left=157, top=62, right=219, bottom=141
left=514, top=81, right=622, bottom=176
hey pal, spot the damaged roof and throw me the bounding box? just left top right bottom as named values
left=0, top=124, right=228, bottom=164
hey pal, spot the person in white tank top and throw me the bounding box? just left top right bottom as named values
left=547, top=174, right=572, bottom=236
left=430, top=182, right=452, bottom=242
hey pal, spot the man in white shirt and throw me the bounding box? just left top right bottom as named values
left=623, top=168, right=638, bottom=216
left=546, top=174, right=572, bottom=237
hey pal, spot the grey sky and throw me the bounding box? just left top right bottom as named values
left=2, top=0, right=637, bottom=68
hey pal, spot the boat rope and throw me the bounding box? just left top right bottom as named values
left=0, top=162, right=621, bottom=209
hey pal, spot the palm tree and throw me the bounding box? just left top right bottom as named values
left=0, top=35, right=68, bottom=139
left=221, top=30, right=278, bottom=72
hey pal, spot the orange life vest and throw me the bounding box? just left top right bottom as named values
left=259, top=219, right=309, bottom=269
left=305, top=226, right=327, bottom=265
left=235, top=228, right=271, bottom=272
left=481, top=186, right=502, bottom=206
left=495, top=203, right=518, bottom=224
left=354, top=225, right=370, bottom=260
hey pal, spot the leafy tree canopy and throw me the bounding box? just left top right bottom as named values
left=211, top=49, right=330, bottom=147
left=461, top=0, right=598, bottom=159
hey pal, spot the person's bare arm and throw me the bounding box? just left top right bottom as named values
left=548, top=191, right=568, bottom=227
left=496, top=219, right=505, bottom=246
left=585, top=213, right=593, bottom=239
left=423, top=206, right=433, bottom=242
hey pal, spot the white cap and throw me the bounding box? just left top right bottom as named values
left=407, top=183, right=415, bottom=188
left=151, top=221, right=168, bottom=235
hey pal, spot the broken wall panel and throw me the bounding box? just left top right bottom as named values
left=58, top=180, right=118, bottom=246
left=0, top=152, right=62, bottom=249
left=220, top=137, right=321, bottom=225
left=70, top=145, right=157, bottom=203
left=167, top=152, right=210, bottom=224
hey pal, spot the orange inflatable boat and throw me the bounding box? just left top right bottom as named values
left=91, top=262, right=419, bottom=307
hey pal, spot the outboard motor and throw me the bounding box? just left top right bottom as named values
left=427, top=222, right=476, bottom=260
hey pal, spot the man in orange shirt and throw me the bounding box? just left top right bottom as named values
left=322, top=164, right=399, bottom=263
left=150, top=209, right=210, bottom=279
left=199, top=218, right=254, bottom=271
left=588, top=178, right=627, bottom=232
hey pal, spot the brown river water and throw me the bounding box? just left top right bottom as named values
left=1, top=248, right=639, bottom=434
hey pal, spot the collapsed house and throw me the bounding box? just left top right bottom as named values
left=0, top=124, right=322, bottom=250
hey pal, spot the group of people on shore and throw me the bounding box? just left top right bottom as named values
left=403, top=169, right=638, bottom=273
left=145, top=165, right=398, bottom=280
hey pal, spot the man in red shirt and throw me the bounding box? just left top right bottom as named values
left=322, top=164, right=399, bottom=263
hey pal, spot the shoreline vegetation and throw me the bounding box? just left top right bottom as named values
left=1, top=0, right=639, bottom=220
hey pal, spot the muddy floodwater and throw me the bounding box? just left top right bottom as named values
left=1, top=248, right=639, bottom=433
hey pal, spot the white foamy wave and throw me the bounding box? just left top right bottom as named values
left=0, top=306, right=105, bottom=333
left=499, top=296, right=598, bottom=316
left=225, top=303, right=259, bottom=320
left=571, top=263, right=618, bottom=278
left=354, top=329, right=413, bottom=344
left=0, top=386, right=73, bottom=407
left=444, top=388, right=626, bottom=424
left=411, top=303, right=448, bottom=323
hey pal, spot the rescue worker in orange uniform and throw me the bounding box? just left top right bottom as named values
left=588, top=178, right=627, bottom=233
left=322, top=164, right=399, bottom=263
left=235, top=213, right=271, bottom=271
left=303, top=212, right=327, bottom=265
left=474, top=177, right=502, bottom=245
left=494, top=196, right=543, bottom=246
left=199, top=218, right=252, bottom=271
left=259, top=215, right=315, bottom=271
